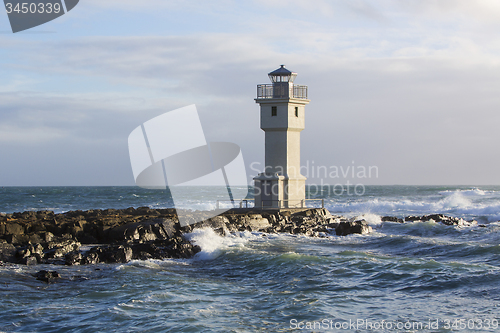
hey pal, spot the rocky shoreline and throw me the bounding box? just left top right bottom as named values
left=0, top=207, right=476, bottom=267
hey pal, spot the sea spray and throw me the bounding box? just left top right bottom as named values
left=353, top=213, right=383, bottom=226
left=184, top=228, right=250, bottom=260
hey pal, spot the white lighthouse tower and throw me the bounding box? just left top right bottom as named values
left=254, top=65, right=310, bottom=208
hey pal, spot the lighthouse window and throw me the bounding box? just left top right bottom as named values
left=295, top=107, right=298, bottom=117
left=272, top=106, right=277, bottom=116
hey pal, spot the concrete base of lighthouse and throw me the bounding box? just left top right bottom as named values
left=254, top=173, right=306, bottom=208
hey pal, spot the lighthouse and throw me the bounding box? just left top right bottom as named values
left=254, top=65, right=310, bottom=208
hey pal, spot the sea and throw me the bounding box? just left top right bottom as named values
left=1, top=185, right=500, bottom=332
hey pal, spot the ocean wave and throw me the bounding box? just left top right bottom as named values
left=353, top=213, right=383, bottom=226
left=184, top=228, right=253, bottom=260
left=325, top=191, right=500, bottom=222
left=438, top=188, right=488, bottom=196
left=117, top=258, right=191, bottom=271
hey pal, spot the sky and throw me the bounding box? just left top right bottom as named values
left=1, top=0, right=500, bottom=186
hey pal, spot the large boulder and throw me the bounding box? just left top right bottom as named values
left=33, top=270, right=60, bottom=283
left=108, top=218, right=177, bottom=243
left=381, top=216, right=404, bottom=223
left=45, top=239, right=81, bottom=259
left=65, top=251, right=83, bottom=265
left=79, top=245, right=133, bottom=264
left=239, top=215, right=270, bottom=231
left=5, top=223, right=24, bottom=236
left=102, top=245, right=133, bottom=263
left=191, top=216, right=232, bottom=235
left=0, top=242, right=16, bottom=263
left=335, top=220, right=372, bottom=236
left=404, top=214, right=476, bottom=226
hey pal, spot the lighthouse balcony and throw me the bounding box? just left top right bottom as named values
left=257, top=84, right=308, bottom=99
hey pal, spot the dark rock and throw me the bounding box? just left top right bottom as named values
left=85, top=209, right=103, bottom=218
left=175, top=242, right=201, bottom=258
left=15, top=247, right=30, bottom=258
left=64, top=210, right=85, bottom=218
left=237, top=215, right=270, bottom=231
left=28, top=221, right=47, bottom=233
left=325, top=222, right=340, bottom=229
left=33, top=270, right=60, bottom=283
left=135, top=207, right=159, bottom=216
left=130, top=243, right=161, bottom=260
left=107, top=218, right=176, bottom=243
left=190, top=216, right=231, bottom=235
left=438, top=216, right=475, bottom=226
left=28, top=243, right=44, bottom=257
left=65, top=251, right=83, bottom=265
left=82, top=251, right=100, bottom=265
left=69, top=275, right=89, bottom=282
left=36, top=210, right=54, bottom=220
left=0, top=243, right=16, bottom=262
left=82, top=245, right=133, bottom=264
left=8, top=234, right=30, bottom=245
left=335, top=220, right=372, bottom=236
left=27, top=233, right=42, bottom=244
left=423, top=214, right=445, bottom=222
left=124, top=207, right=136, bottom=215
left=381, top=216, right=404, bottom=223
left=77, top=234, right=99, bottom=244
left=103, top=208, right=119, bottom=216
left=5, top=223, right=24, bottom=235
left=40, top=231, right=55, bottom=243
left=15, top=243, right=44, bottom=265
left=103, top=245, right=133, bottom=263
left=24, top=256, right=39, bottom=266
left=45, top=240, right=81, bottom=259
left=404, top=214, right=476, bottom=227
left=156, top=218, right=177, bottom=238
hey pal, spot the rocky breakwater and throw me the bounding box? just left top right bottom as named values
left=381, top=214, right=478, bottom=226
left=182, top=208, right=372, bottom=237
left=0, top=207, right=372, bottom=266
left=0, top=207, right=199, bottom=266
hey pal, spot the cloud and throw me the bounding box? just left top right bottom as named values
left=0, top=124, right=65, bottom=144
left=0, top=89, right=165, bottom=145
left=394, top=0, right=500, bottom=22
left=3, top=32, right=500, bottom=184
left=2, top=1, right=500, bottom=184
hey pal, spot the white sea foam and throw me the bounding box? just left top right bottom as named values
left=117, top=259, right=190, bottom=270
left=184, top=228, right=251, bottom=260
left=326, top=190, right=500, bottom=222
left=354, top=213, right=383, bottom=226
left=438, top=188, right=487, bottom=196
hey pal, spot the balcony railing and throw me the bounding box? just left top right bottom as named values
left=216, top=199, right=324, bottom=209
left=257, top=84, right=308, bottom=99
